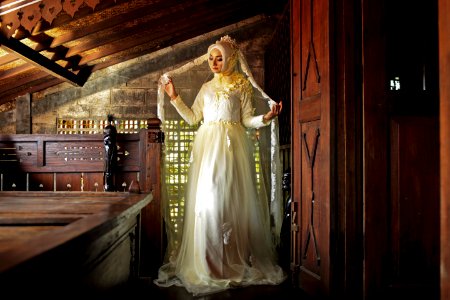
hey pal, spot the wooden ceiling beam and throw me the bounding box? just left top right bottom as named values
left=0, top=71, right=62, bottom=105
left=78, top=1, right=257, bottom=66
left=90, top=14, right=266, bottom=73
left=61, top=1, right=212, bottom=57
left=0, top=35, right=91, bottom=86
left=0, top=53, right=19, bottom=65
left=50, top=0, right=205, bottom=48
left=0, top=62, right=35, bottom=79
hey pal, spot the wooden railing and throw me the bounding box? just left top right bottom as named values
left=0, top=126, right=163, bottom=193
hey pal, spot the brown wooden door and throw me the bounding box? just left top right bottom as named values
left=290, top=0, right=332, bottom=296
left=290, top=0, right=440, bottom=298
left=363, top=0, right=440, bottom=298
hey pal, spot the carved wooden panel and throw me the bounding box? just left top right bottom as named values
left=41, top=0, right=63, bottom=24
left=291, top=0, right=331, bottom=297
left=300, top=0, right=321, bottom=97
left=0, top=142, right=37, bottom=166
left=0, top=129, right=158, bottom=192
left=45, top=141, right=104, bottom=166
left=300, top=122, right=321, bottom=274
left=0, top=0, right=100, bottom=38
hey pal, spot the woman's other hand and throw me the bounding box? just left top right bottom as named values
left=263, top=101, right=283, bottom=123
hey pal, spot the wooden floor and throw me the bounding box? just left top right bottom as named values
left=108, top=276, right=314, bottom=300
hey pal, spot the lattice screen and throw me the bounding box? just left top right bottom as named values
left=162, top=119, right=262, bottom=236
left=162, top=119, right=198, bottom=234
left=57, top=118, right=148, bottom=134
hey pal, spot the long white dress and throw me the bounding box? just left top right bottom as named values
left=157, top=72, right=285, bottom=295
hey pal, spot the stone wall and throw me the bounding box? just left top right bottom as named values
left=0, top=16, right=279, bottom=134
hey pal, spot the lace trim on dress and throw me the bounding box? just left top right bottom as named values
left=213, top=72, right=252, bottom=101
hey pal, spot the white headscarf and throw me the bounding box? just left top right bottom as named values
left=207, top=35, right=239, bottom=75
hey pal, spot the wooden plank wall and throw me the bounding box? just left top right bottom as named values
left=439, top=0, right=450, bottom=298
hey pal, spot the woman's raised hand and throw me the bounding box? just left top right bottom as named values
left=161, top=76, right=178, bottom=100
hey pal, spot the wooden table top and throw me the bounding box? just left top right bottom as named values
left=0, top=191, right=153, bottom=273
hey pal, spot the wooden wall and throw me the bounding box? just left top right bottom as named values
left=439, top=0, right=450, bottom=298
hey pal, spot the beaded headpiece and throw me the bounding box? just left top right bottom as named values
left=218, top=35, right=239, bottom=50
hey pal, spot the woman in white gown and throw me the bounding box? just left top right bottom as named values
left=155, top=35, right=286, bottom=295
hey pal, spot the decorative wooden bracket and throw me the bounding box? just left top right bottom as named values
left=0, top=0, right=100, bottom=38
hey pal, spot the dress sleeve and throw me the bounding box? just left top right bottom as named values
left=240, top=81, right=270, bottom=129
left=170, top=86, right=204, bottom=125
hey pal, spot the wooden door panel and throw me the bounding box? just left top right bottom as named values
left=300, top=0, right=322, bottom=98
left=291, top=0, right=330, bottom=297
left=299, top=97, right=321, bottom=123
left=389, top=116, right=439, bottom=296
left=300, top=122, right=321, bottom=275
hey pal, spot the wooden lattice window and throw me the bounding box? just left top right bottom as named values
left=163, top=119, right=198, bottom=234
left=162, top=119, right=262, bottom=236
left=57, top=118, right=148, bottom=134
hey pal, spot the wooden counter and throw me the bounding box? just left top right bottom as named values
left=0, top=191, right=152, bottom=297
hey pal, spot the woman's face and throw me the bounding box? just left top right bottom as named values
left=208, top=48, right=223, bottom=73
